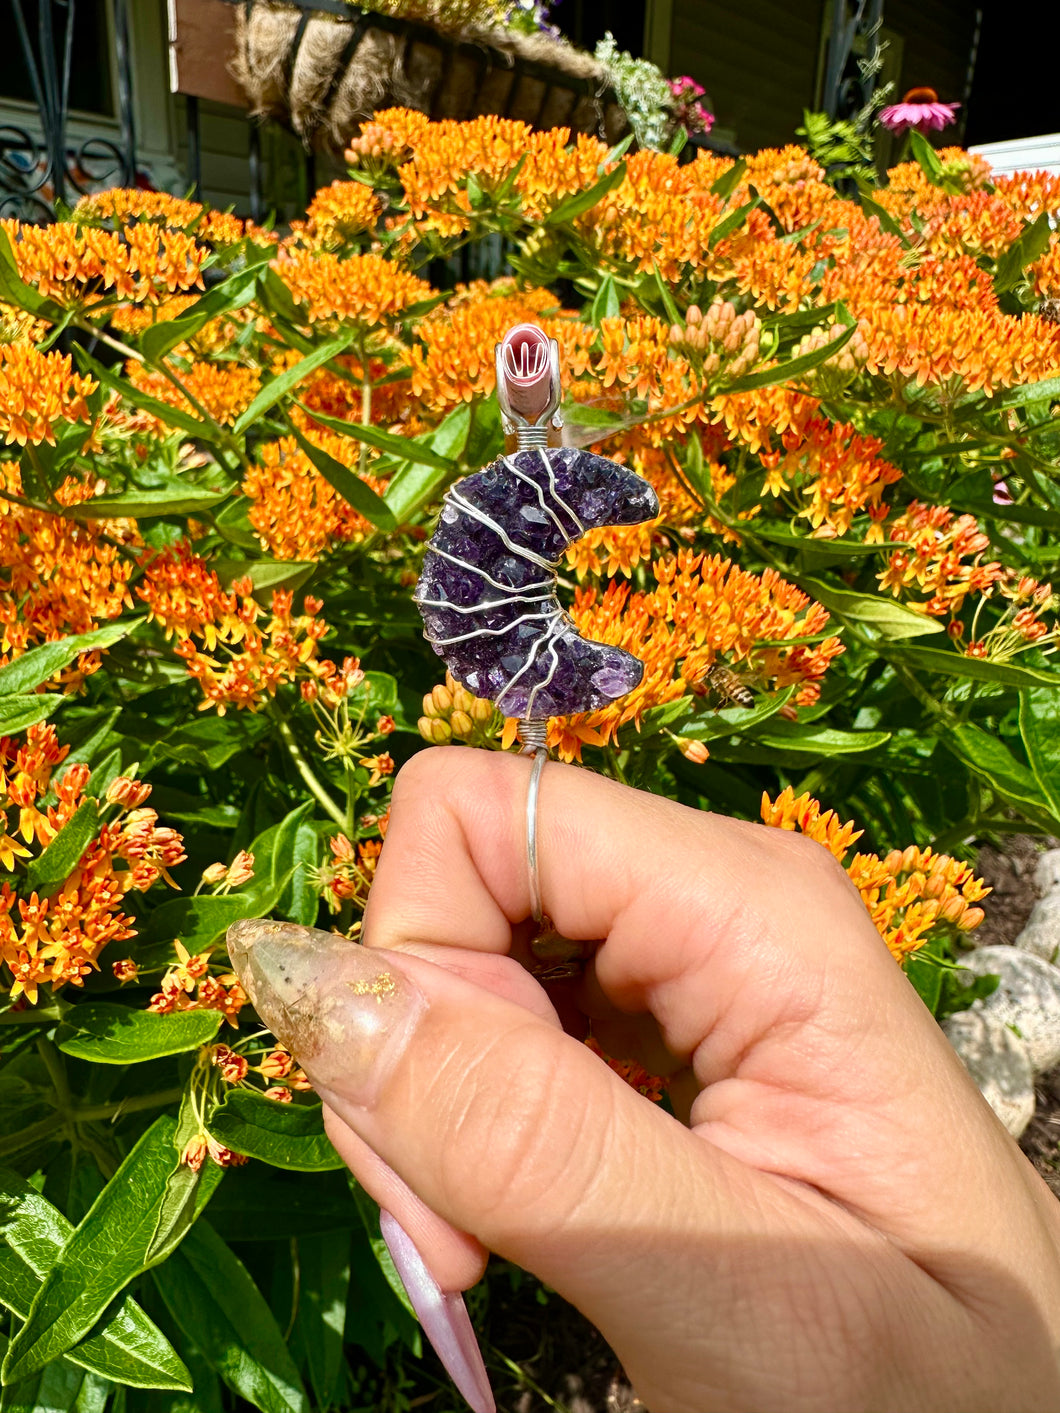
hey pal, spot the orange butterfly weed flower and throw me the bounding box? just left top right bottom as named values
left=275, top=247, right=432, bottom=327
left=243, top=433, right=388, bottom=560
left=289, top=180, right=382, bottom=250
left=127, top=361, right=262, bottom=427
left=0, top=344, right=96, bottom=446
left=540, top=549, right=841, bottom=761
left=0, top=723, right=185, bottom=1004
left=762, top=787, right=989, bottom=963
left=759, top=416, right=903, bottom=537
left=0, top=464, right=137, bottom=671
left=878, top=501, right=1002, bottom=618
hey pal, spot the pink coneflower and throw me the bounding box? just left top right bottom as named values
left=878, top=87, right=960, bottom=135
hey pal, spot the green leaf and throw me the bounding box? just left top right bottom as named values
left=989, top=375, right=1060, bottom=412
left=137, top=894, right=261, bottom=955
left=151, top=1220, right=309, bottom=1413
left=797, top=578, right=944, bottom=638
left=590, top=274, right=620, bottom=326
left=206, top=1169, right=358, bottom=1243
left=1, top=1119, right=209, bottom=1385
left=717, top=321, right=857, bottom=393
left=0, top=623, right=135, bottom=697
left=1020, top=686, right=1060, bottom=820
left=0, top=695, right=63, bottom=733
left=55, top=1004, right=222, bottom=1064
left=707, top=195, right=761, bottom=250
left=859, top=193, right=910, bottom=247
left=209, top=1092, right=343, bottom=1172
left=141, top=256, right=272, bottom=362
left=0, top=1169, right=191, bottom=1391
left=651, top=261, right=681, bottom=326
left=381, top=402, right=470, bottom=522
left=291, top=1232, right=349, bottom=1408
left=23, top=802, right=99, bottom=896
left=884, top=645, right=1060, bottom=689
left=944, top=722, right=1052, bottom=822
left=994, top=211, right=1052, bottom=293
left=0, top=1355, right=83, bottom=1413
left=286, top=422, right=397, bottom=531
left=749, top=524, right=890, bottom=557
left=670, top=685, right=798, bottom=743
left=904, top=954, right=943, bottom=1014
left=909, top=129, right=945, bottom=183
left=232, top=334, right=354, bottom=436
left=73, top=347, right=215, bottom=440
left=293, top=402, right=456, bottom=472
left=67, top=486, right=230, bottom=521
left=544, top=161, right=626, bottom=225
left=709, top=157, right=746, bottom=202
left=747, top=720, right=891, bottom=754
left=213, top=558, right=315, bottom=594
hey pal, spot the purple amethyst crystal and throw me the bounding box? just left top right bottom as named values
left=414, top=446, right=658, bottom=720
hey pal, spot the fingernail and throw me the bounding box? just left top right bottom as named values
left=226, top=920, right=425, bottom=1106
left=380, top=1209, right=496, bottom=1413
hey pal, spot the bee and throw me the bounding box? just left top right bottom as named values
left=695, top=663, right=756, bottom=710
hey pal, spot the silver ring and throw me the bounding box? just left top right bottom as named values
left=525, top=747, right=547, bottom=923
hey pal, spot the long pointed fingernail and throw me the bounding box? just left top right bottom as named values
left=226, top=919, right=425, bottom=1106
left=380, top=1209, right=496, bottom=1413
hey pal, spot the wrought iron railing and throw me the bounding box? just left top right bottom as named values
left=2, top=0, right=138, bottom=222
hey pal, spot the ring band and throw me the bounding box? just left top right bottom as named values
left=525, top=746, right=547, bottom=923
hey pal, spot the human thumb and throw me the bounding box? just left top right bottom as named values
left=225, top=919, right=725, bottom=1402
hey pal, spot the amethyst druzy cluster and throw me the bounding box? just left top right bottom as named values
left=414, top=446, right=659, bottom=720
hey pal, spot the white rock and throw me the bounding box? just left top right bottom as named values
left=1014, top=892, right=1060, bottom=964
left=1035, top=848, right=1060, bottom=897
left=954, top=945, right=1060, bottom=1072
left=943, top=1009, right=1035, bottom=1138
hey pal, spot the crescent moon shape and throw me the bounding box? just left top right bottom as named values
left=414, top=445, right=659, bottom=720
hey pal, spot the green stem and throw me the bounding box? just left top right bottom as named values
left=72, top=319, right=142, bottom=364
left=358, top=336, right=372, bottom=481
left=73, top=1086, right=184, bottom=1124
left=37, top=1037, right=73, bottom=1113
left=269, top=704, right=346, bottom=826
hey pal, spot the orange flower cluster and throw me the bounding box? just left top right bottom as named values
left=0, top=725, right=185, bottom=1004
left=409, top=281, right=582, bottom=412
left=289, top=181, right=382, bottom=251
left=315, top=832, right=382, bottom=912
left=138, top=545, right=337, bottom=713
left=242, top=432, right=387, bottom=560
left=879, top=501, right=1002, bottom=618
left=1032, top=240, right=1060, bottom=301
left=761, top=787, right=989, bottom=962
left=760, top=416, right=903, bottom=537
left=0, top=463, right=137, bottom=666
left=710, top=384, right=820, bottom=457
left=127, top=361, right=261, bottom=427
left=73, top=188, right=259, bottom=247
left=275, top=248, right=432, bottom=327
left=533, top=549, right=841, bottom=761
left=0, top=343, right=96, bottom=446
left=3, top=217, right=208, bottom=308
left=147, top=939, right=247, bottom=1027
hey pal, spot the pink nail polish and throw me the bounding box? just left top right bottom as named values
left=380, top=1209, right=496, bottom=1413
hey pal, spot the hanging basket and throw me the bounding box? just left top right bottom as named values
left=228, top=0, right=631, bottom=151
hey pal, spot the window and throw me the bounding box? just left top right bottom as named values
left=1, top=0, right=115, bottom=117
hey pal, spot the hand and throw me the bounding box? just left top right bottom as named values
left=237, top=748, right=1060, bottom=1412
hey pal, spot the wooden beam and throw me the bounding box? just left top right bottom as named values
left=167, top=0, right=247, bottom=108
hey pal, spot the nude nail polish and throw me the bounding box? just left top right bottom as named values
left=226, top=919, right=425, bottom=1106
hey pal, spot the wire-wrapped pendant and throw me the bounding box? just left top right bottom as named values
left=414, top=324, right=659, bottom=728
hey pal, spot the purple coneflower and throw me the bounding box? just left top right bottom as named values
left=878, top=87, right=959, bottom=135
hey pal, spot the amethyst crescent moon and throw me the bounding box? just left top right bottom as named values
left=414, top=326, right=659, bottom=722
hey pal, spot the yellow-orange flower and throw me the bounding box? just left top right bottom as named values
left=0, top=344, right=96, bottom=446
left=127, top=361, right=261, bottom=427
left=0, top=724, right=185, bottom=1003
left=243, top=433, right=388, bottom=560
left=761, top=788, right=989, bottom=962
left=275, top=248, right=432, bottom=327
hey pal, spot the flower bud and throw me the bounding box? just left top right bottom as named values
left=263, top=1086, right=292, bottom=1103
left=106, top=776, right=151, bottom=809
left=227, top=850, right=255, bottom=888
left=375, top=714, right=396, bottom=736
left=430, top=684, right=453, bottom=716
left=450, top=686, right=475, bottom=715
left=469, top=696, right=495, bottom=725
left=201, top=862, right=229, bottom=885
left=418, top=715, right=452, bottom=745
left=449, top=710, right=474, bottom=739
left=958, top=906, right=985, bottom=932
left=111, top=958, right=139, bottom=985
left=678, top=738, right=710, bottom=764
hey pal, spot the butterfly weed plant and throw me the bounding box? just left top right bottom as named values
left=0, top=113, right=1059, bottom=1409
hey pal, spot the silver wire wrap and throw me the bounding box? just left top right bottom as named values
left=524, top=744, right=547, bottom=923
